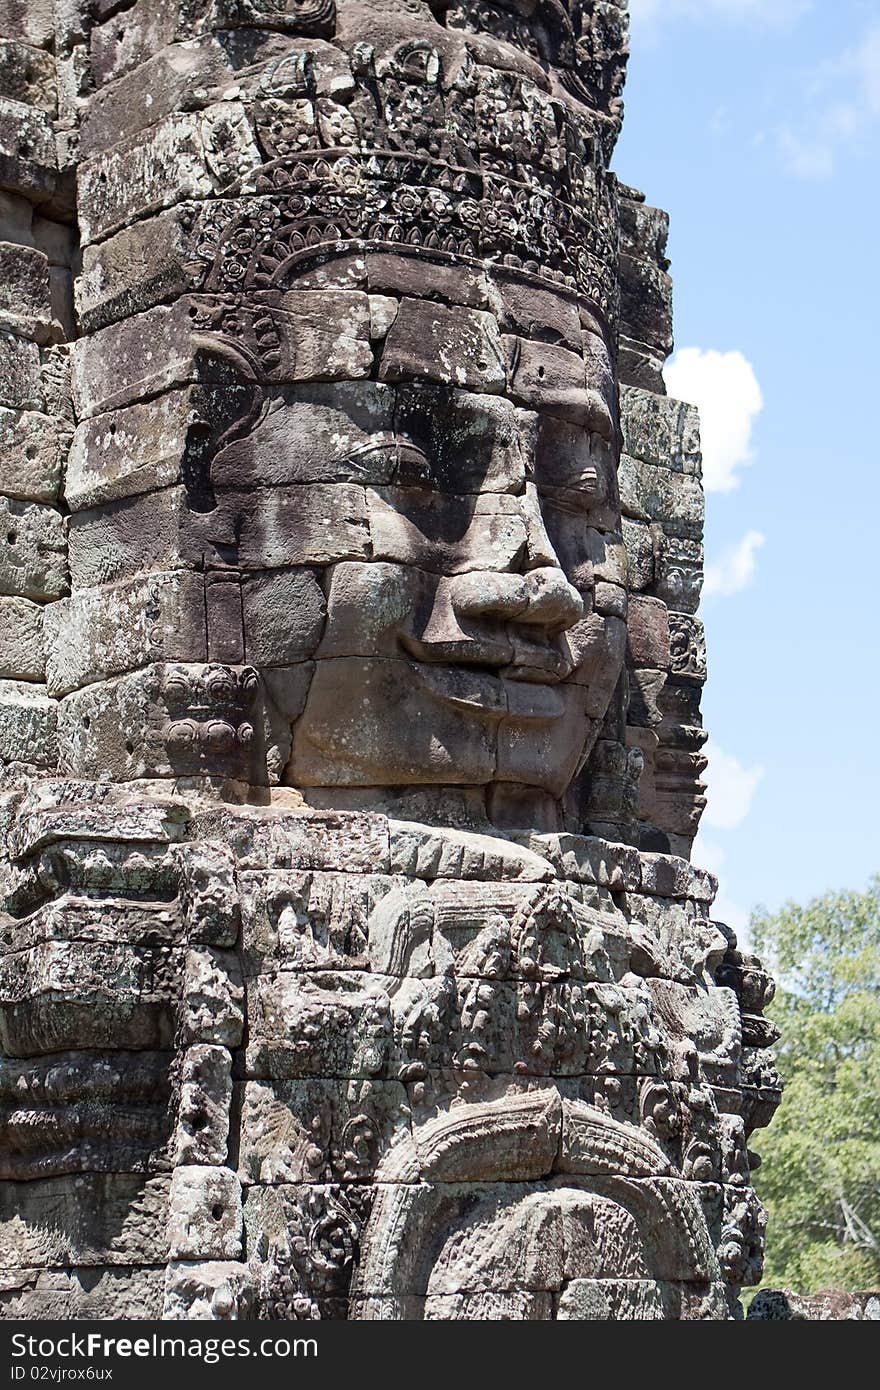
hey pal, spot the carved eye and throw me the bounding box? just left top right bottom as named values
left=395, top=441, right=437, bottom=489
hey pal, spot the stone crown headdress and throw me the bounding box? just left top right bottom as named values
left=183, top=0, right=630, bottom=331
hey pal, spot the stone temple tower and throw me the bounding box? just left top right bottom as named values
left=0, top=0, right=781, bottom=1319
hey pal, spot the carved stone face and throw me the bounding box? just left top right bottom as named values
left=214, top=265, right=627, bottom=816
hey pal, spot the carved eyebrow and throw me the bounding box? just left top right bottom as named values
left=345, top=435, right=435, bottom=486
left=537, top=465, right=602, bottom=511
left=345, top=432, right=399, bottom=461
left=345, top=434, right=430, bottom=461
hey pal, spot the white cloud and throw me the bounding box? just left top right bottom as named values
left=702, top=739, right=764, bottom=831
left=778, top=24, right=880, bottom=179
left=703, top=529, right=766, bottom=599
left=631, top=0, right=811, bottom=29
left=664, top=347, right=763, bottom=493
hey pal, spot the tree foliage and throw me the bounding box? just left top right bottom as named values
left=750, top=876, right=880, bottom=1293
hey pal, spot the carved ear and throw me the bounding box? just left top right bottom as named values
left=182, top=335, right=267, bottom=513
left=367, top=886, right=435, bottom=981
left=192, top=333, right=263, bottom=386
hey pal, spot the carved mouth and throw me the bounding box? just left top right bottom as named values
left=411, top=660, right=567, bottom=722
left=399, top=633, right=572, bottom=683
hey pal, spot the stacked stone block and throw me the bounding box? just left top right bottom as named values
left=0, top=3, right=79, bottom=786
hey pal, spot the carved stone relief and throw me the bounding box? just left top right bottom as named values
left=0, top=0, right=779, bottom=1321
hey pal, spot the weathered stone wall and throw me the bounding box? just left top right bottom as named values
left=0, top=0, right=780, bottom=1321
left=0, top=0, right=78, bottom=788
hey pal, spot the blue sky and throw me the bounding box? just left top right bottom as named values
left=615, top=0, right=880, bottom=938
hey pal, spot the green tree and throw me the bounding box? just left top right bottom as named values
left=749, top=876, right=880, bottom=1293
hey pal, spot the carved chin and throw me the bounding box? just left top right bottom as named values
left=285, top=656, right=608, bottom=798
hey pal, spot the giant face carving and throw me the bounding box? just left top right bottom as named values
left=208, top=264, right=627, bottom=826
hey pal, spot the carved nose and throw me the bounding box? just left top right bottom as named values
left=453, top=568, right=583, bottom=635
left=517, top=482, right=584, bottom=633
left=516, top=567, right=583, bottom=632
left=450, top=484, right=583, bottom=641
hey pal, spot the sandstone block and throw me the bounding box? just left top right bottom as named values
left=0, top=1047, right=173, bottom=1181
left=44, top=571, right=206, bottom=696
left=237, top=865, right=394, bottom=970
left=619, top=252, right=674, bottom=359
left=181, top=948, right=244, bottom=1048
left=271, top=290, right=373, bottom=381
left=78, top=106, right=261, bottom=243
left=504, top=336, right=589, bottom=423
left=638, top=853, right=716, bottom=904
left=167, top=1165, right=243, bottom=1262
left=67, top=487, right=187, bottom=590
left=489, top=275, right=582, bottom=350
left=594, top=581, right=627, bottom=619
left=76, top=207, right=194, bottom=332
left=289, top=656, right=499, bottom=789
left=0, top=1174, right=171, bottom=1268
left=534, top=415, right=621, bottom=532
left=244, top=972, right=392, bottom=1081
left=175, top=1044, right=233, bottom=1167
left=241, top=569, right=326, bottom=667
left=316, top=561, right=422, bottom=660
left=619, top=455, right=704, bottom=538
left=395, top=383, right=533, bottom=493
left=618, top=335, right=667, bottom=394
left=0, top=1266, right=166, bottom=1320
left=380, top=298, right=505, bottom=393
left=621, top=386, right=702, bottom=475
left=238, top=1077, right=409, bottom=1185
left=186, top=804, right=390, bottom=875
left=178, top=840, right=240, bottom=948
left=40, top=341, right=72, bottom=422
left=207, top=0, right=336, bottom=36
left=525, top=834, right=642, bottom=892
left=0, top=241, right=52, bottom=341
left=627, top=667, right=667, bottom=728
left=69, top=384, right=257, bottom=516
left=211, top=381, right=396, bottom=489
left=57, top=668, right=167, bottom=781
left=389, top=822, right=556, bottom=883
left=669, top=612, right=707, bottom=684
left=7, top=783, right=188, bottom=862
left=0, top=939, right=180, bottom=1055
left=66, top=389, right=201, bottom=511
left=627, top=595, right=670, bottom=670
left=368, top=488, right=526, bottom=575
left=225, top=483, right=370, bottom=569
left=0, top=496, right=67, bottom=601
left=0, top=1, right=55, bottom=49
left=89, top=0, right=180, bottom=88
left=654, top=534, right=703, bottom=615
left=0, top=595, right=43, bottom=679
left=0, top=330, right=42, bottom=410
left=0, top=98, right=56, bottom=204
left=80, top=40, right=233, bottom=156
left=162, top=1260, right=255, bottom=1321
left=365, top=252, right=490, bottom=309
left=368, top=293, right=398, bottom=341
left=70, top=302, right=197, bottom=418
left=556, top=1279, right=721, bottom=1320
left=0, top=678, right=56, bottom=767
left=622, top=517, right=655, bottom=591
